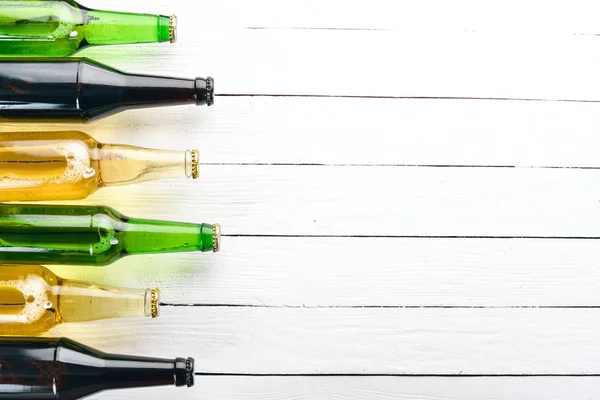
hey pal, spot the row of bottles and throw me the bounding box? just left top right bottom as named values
left=0, top=0, right=217, bottom=398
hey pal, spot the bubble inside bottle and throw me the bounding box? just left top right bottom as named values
left=0, top=275, right=49, bottom=324
left=92, top=228, right=116, bottom=254
left=52, top=21, right=77, bottom=40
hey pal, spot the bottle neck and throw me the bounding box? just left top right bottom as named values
left=97, top=144, right=198, bottom=187
left=97, top=356, right=192, bottom=389
left=77, top=60, right=214, bottom=120
left=82, top=10, right=174, bottom=45
left=117, top=75, right=213, bottom=109
left=56, top=280, right=158, bottom=323
left=0, top=338, right=194, bottom=400
left=120, top=219, right=218, bottom=255
left=56, top=339, right=194, bottom=399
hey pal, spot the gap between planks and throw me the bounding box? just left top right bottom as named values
left=219, top=235, right=600, bottom=239
left=195, top=372, right=600, bottom=377
left=160, top=304, right=600, bottom=310
left=200, top=163, right=600, bottom=170
left=216, top=93, right=600, bottom=104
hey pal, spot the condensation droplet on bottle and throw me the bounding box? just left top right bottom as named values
left=44, top=301, right=53, bottom=310
left=70, top=31, right=78, bottom=38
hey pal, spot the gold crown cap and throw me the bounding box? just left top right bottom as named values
left=151, top=288, right=160, bottom=318
left=169, top=15, right=177, bottom=43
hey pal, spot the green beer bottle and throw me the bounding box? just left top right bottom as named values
left=0, top=0, right=176, bottom=57
left=0, top=204, right=221, bottom=266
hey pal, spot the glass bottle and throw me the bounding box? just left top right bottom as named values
left=0, top=336, right=194, bottom=399
left=0, top=264, right=159, bottom=336
left=0, top=57, right=214, bottom=122
left=0, top=130, right=200, bottom=201
left=0, top=203, right=221, bottom=266
left=0, top=0, right=176, bottom=57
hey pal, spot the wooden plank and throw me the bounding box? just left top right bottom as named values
left=51, top=237, right=600, bottom=307
left=92, top=0, right=600, bottom=35
left=51, top=165, right=600, bottom=237
left=76, top=29, right=600, bottom=100
left=109, top=376, right=600, bottom=400
left=7, top=97, right=600, bottom=168
left=49, top=307, right=600, bottom=374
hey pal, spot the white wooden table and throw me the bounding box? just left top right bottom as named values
left=9, top=0, right=600, bottom=398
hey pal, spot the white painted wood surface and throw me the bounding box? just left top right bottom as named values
left=46, top=307, right=600, bottom=375
left=5, top=0, right=600, bottom=398
left=105, top=377, right=600, bottom=400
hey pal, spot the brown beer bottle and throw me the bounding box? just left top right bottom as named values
left=0, top=58, right=214, bottom=122
left=0, top=336, right=194, bottom=399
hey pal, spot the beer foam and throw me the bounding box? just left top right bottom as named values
left=91, top=228, right=116, bottom=254
left=53, top=141, right=96, bottom=184
left=53, top=20, right=77, bottom=40
left=0, top=140, right=96, bottom=188
left=0, top=275, right=49, bottom=324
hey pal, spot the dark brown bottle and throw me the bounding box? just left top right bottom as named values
left=0, top=337, right=194, bottom=399
left=0, top=58, right=214, bottom=122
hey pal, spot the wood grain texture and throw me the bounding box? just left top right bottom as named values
left=76, top=30, right=600, bottom=99
left=7, top=97, right=600, bottom=167
left=85, top=0, right=600, bottom=35
left=108, top=376, right=600, bottom=400
left=47, top=165, right=600, bottom=237
left=51, top=237, right=600, bottom=307
left=47, top=307, right=600, bottom=375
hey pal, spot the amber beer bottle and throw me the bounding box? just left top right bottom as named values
left=0, top=337, right=194, bottom=399
left=0, top=131, right=200, bottom=201
left=0, top=265, right=160, bottom=336
left=0, top=57, right=214, bottom=122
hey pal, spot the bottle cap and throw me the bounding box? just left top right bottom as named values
left=195, top=77, right=214, bottom=106
left=170, top=15, right=177, bottom=43
left=191, top=150, right=199, bottom=179
left=151, top=288, right=160, bottom=318
left=213, top=223, right=221, bottom=252
left=174, top=357, right=195, bottom=387
left=184, top=150, right=200, bottom=179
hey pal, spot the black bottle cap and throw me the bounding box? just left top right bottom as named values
left=174, top=357, right=195, bottom=387
left=195, top=77, right=214, bottom=106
